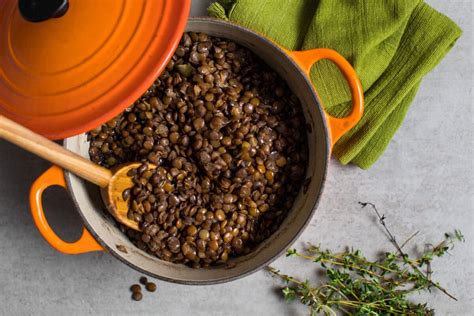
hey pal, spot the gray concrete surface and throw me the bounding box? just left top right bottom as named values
left=0, top=1, right=472, bottom=315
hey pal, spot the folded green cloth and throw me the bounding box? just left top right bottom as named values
left=209, top=0, right=462, bottom=169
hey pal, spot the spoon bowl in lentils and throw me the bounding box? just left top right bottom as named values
left=87, top=32, right=308, bottom=268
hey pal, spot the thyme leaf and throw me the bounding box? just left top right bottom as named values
left=268, top=203, right=464, bottom=315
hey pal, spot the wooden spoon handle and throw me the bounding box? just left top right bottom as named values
left=0, top=115, right=112, bottom=187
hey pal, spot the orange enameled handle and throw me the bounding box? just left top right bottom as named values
left=286, top=48, right=364, bottom=149
left=29, top=166, right=103, bottom=254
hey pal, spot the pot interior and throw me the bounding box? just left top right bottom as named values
left=64, top=18, right=329, bottom=284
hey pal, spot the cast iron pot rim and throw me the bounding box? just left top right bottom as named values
left=63, top=17, right=331, bottom=285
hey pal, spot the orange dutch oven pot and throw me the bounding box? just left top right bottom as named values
left=24, top=17, right=364, bottom=283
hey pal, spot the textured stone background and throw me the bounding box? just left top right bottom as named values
left=0, top=0, right=472, bottom=315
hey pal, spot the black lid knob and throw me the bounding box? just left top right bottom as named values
left=19, top=0, right=69, bottom=22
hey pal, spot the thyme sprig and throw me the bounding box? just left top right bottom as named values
left=268, top=203, right=464, bottom=315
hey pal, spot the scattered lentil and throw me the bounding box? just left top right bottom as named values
left=130, top=284, right=141, bottom=293
left=145, top=282, right=157, bottom=292
left=132, top=292, right=143, bottom=301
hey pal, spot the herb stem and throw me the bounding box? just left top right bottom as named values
left=359, top=202, right=458, bottom=301
left=401, top=230, right=420, bottom=249
left=294, top=253, right=384, bottom=278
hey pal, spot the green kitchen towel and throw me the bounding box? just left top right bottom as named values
left=209, top=0, right=462, bottom=169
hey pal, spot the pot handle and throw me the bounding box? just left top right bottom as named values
left=286, top=48, right=364, bottom=149
left=29, top=166, right=103, bottom=254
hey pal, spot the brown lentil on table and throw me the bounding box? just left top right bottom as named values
left=139, top=276, right=148, bottom=285
left=145, top=282, right=157, bottom=292
left=88, top=32, right=308, bottom=268
left=132, top=292, right=143, bottom=301
left=130, top=284, right=141, bottom=293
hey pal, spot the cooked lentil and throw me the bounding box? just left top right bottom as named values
left=88, top=32, right=308, bottom=268
left=130, top=284, right=141, bottom=293
left=145, top=282, right=157, bottom=292
left=132, top=292, right=143, bottom=301
left=139, top=276, right=148, bottom=285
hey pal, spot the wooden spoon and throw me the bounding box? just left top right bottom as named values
left=0, top=115, right=149, bottom=231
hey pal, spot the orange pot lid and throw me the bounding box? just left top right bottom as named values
left=0, top=0, right=190, bottom=139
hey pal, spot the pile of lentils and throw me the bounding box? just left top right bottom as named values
left=130, top=276, right=156, bottom=301
left=88, top=32, right=308, bottom=268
